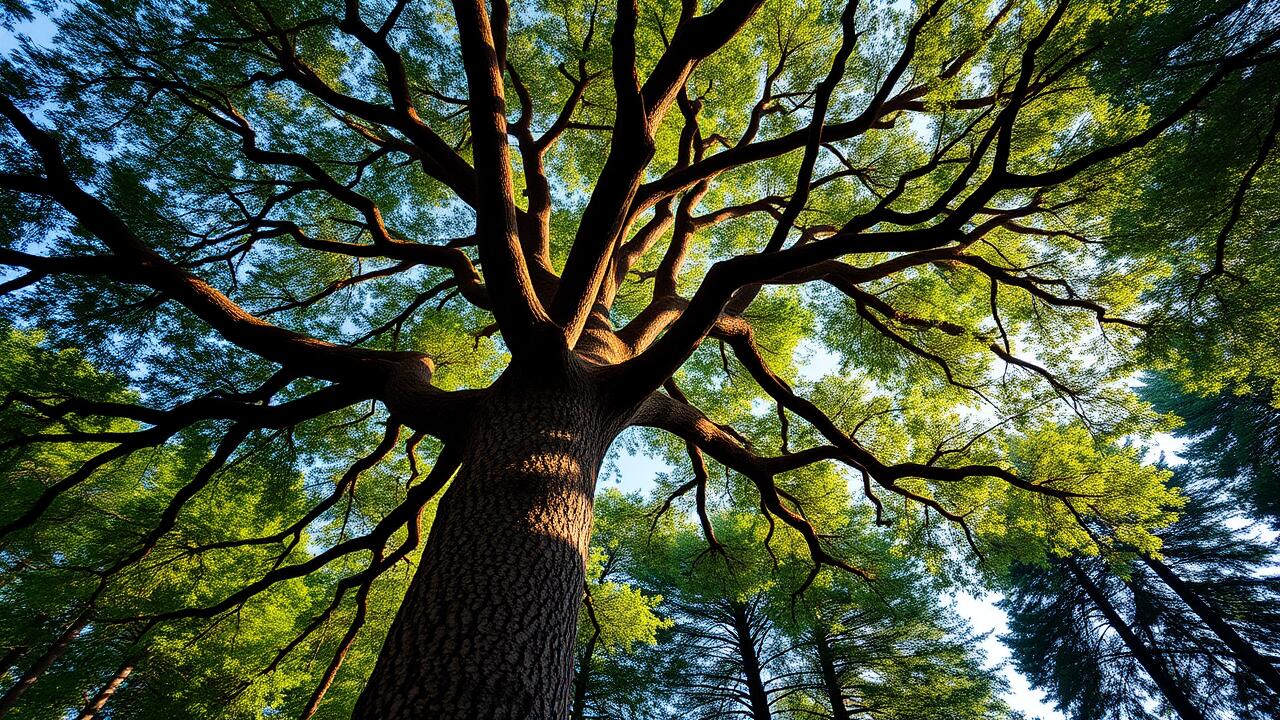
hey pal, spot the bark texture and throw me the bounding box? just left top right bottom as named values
left=353, top=369, right=615, bottom=719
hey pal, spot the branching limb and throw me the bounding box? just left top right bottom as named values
left=549, top=0, right=654, bottom=345
left=629, top=390, right=862, bottom=580
left=1197, top=97, right=1280, bottom=290
left=0, top=384, right=368, bottom=543
left=0, top=95, right=418, bottom=387
left=181, top=423, right=403, bottom=559
left=122, top=443, right=461, bottom=625
left=449, top=0, right=558, bottom=359
left=712, top=315, right=1092, bottom=500
left=297, top=576, right=373, bottom=720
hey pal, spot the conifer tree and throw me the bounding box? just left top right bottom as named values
left=1000, top=483, right=1280, bottom=720
left=581, top=490, right=1008, bottom=720
left=1142, top=375, right=1280, bottom=530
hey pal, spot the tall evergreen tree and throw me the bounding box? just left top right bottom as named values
left=781, top=569, right=1008, bottom=720
left=1000, top=481, right=1280, bottom=720
left=580, top=490, right=1008, bottom=720
left=1141, top=374, right=1280, bottom=529
left=1124, top=482, right=1280, bottom=714
left=1002, top=558, right=1199, bottom=720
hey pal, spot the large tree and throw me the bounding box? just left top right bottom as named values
left=2, top=0, right=1279, bottom=717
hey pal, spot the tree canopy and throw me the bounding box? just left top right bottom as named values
left=1142, top=374, right=1280, bottom=528
left=2, top=0, right=1279, bottom=717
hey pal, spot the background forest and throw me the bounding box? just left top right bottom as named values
left=2, top=0, right=1279, bottom=718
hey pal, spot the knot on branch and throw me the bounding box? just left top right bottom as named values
left=382, top=355, right=437, bottom=418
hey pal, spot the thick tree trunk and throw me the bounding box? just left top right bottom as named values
left=1142, top=554, right=1280, bottom=694
left=729, top=602, right=772, bottom=720
left=354, top=374, right=613, bottom=719
left=1065, top=560, right=1206, bottom=720
left=75, top=659, right=134, bottom=720
left=813, top=627, right=851, bottom=720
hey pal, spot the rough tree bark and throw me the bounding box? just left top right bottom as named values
left=353, top=366, right=619, bottom=719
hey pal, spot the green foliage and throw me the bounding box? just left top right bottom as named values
left=0, top=325, right=436, bottom=718
left=1142, top=372, right=1280, bottom=528
left=575, top=490, right=1011, bottom=720
left=1001, top=560, right=1154, bottom=720
left=1, top=0, right=1278, bottom=714
left=1000, top=481, right=1280, bottom=720
left=0, top=326, right=301, bottom=717
left=982, top=424, right=1181, bottom=567
left=582, top=547, right=670, bottom=655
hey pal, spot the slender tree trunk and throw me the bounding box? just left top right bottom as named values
left=569, top=628, right=599, bottom=720
left=75, top=659, right=134, bottom=720
left=1142, top=554, right=1280, bottom=694
left=813, top=627, right=850, bottom=720
left=729, top=602, right=772, bottom=720
left=354, top=373, right=614, bottom=719
left=0, top=611, right=90, bottom=718
left=1065, top=560, right=1206, bottom=720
